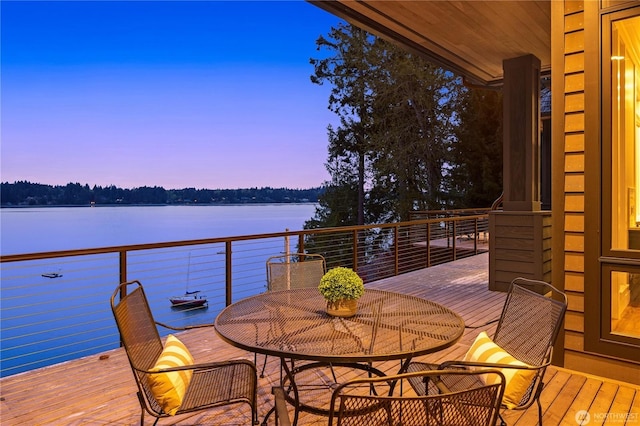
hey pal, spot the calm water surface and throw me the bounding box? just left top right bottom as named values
left=1, top=204, right=317, bottom=255
left=0, top=204, right=317, bottom=377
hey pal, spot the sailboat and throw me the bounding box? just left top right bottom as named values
left=170, top=253, right=208, bottom=308
left=170, top=290, right=208, bottom=308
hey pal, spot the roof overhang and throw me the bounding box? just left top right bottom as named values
left=309, top=0, right=551, bottom=87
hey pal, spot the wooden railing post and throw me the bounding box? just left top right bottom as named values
left=119, top=250, right=127, bottom=291
left=225, top=241, right=232, bottom=306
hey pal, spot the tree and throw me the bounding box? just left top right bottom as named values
left=309, top=23, right=468, bottom=227
left=310, top=23, right=379, bottom=226
left=448, top=88, right=503, bottom=208
left=305, top=161, right=360, bottom=230
left=368, top=43, right=463, bottom=221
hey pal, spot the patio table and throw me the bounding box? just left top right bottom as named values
left=214, top=288, right=464, bottom=425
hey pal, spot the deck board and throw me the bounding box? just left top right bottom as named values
left=560, top=378, right=605, bottom=425
left=606, top=386, right=638, bottom=425
left=1, top=253, right=638, bottom=425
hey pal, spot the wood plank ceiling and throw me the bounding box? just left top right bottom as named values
left=309, top=0, right=551, bottom=87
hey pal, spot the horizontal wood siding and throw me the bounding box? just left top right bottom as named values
left=560, top=0, right=589, bottom=379
left=489, top=211, right=552, bottom=291
left=558, top=0, right=639, bottom=383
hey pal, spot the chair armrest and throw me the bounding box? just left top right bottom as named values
left=137, top=358, right=257, bottom=375
left=155, top=321, right=214, bottom=331
left=272, top=387, right=292, bottom=426
left=440, top=358, right=550, bottom=371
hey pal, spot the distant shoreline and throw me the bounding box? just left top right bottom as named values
left=0, top=202, right=319, bottom=209
left=1, top=182, right=325, bottom=207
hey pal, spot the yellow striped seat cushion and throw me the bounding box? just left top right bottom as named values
left=147, top=334, right=194, bottom=415
left=463, top=331, right=536, bottom=408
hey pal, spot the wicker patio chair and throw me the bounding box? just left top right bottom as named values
left=407, top=277, right=567, bottom=426
left=111, top=280, right=258, bottom=425
left=272, top=369, right=505, bottom=426
left=259, top=253, right=326, bottom=377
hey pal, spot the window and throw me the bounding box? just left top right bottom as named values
left=602, top=10, right=640, bottom=352
left=610, top=15, right=640, bottom=252
left=607, top=270, right=640, bottom=340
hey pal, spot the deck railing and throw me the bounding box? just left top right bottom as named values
left=0, top=213, right=488, bottom=377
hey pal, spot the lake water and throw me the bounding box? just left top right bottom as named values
left=0, top=204, right=317, bottom=377
left=1, top=204, right=318, bottom=255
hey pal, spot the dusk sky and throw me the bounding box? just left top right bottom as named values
left=1, top=1, right=342, bottom=190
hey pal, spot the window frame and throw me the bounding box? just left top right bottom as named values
left=588, top=5, right=640, bottom=360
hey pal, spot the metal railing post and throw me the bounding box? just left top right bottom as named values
left=452, top=220, right=457, bottom=261
left=474, top=219, right=479, bottom=254
left=394, top=225, right=399, bottom=276
left=352, top=229, right=358, bottom=272
left=427, top=222, right=432, bottom=268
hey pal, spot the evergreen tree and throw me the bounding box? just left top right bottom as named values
left=310, top=23, right=379, bottom=226
left=368, top=42, right=463, bottom=221
left=308, top=23, right=471, bottom=227
left=448, top=88, right=503, bottom=208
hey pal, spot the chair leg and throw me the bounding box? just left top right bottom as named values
left=534, top=380, right=545, bottom=425
left=136, top=391, right=154, bottom=426
left=253, top=402, right=259, bottom=425
left=498, top=412, right=506, bottom=426
left=536, top=396, right=543, bottom=425
left=260, top=354, right=268, bottom=378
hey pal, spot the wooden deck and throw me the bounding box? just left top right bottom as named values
left=1, top=253, right=638, bottom=425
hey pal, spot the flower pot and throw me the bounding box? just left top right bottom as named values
left=326, top=298, right=358, bottom=318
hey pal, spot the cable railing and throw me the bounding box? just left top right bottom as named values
left=0, top=213, right=489, bottom=377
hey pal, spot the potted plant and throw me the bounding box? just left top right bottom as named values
left=318, top=267, right=365, bottom=317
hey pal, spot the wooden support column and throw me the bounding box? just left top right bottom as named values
left=502, top=54, right=541, bottom=212
left=490, top=54, right=550, bottom=291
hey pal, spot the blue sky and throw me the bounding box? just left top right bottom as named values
left=1, top=1, right=342, bottom=189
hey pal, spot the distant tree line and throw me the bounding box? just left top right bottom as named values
left=0, top=181, right=324, bottom=206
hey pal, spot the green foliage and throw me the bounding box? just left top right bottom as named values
left=318, top=267, right=364, bottom=302
left=448, top=88, right=503, bottom=208
left=368, top=43, right=463, bottom=220
left=311, top=24, right=379, bottom=226
left=308, top=22, right=502, bottom=229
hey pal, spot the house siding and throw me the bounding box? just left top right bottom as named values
left=489, top=211, right=552, bottom=291
left=553, top=0, right=640, bottom=384
left=557, top=0, right=587, bottom=371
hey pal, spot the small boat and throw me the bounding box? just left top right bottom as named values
left=170, top=253, right=207, bottom=308
left=42, top=272, right=63, bottom=279
left=170, top=290, right=208, bottom=308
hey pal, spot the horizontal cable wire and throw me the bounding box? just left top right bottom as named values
left=1, top=213, right=489, bottom=377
